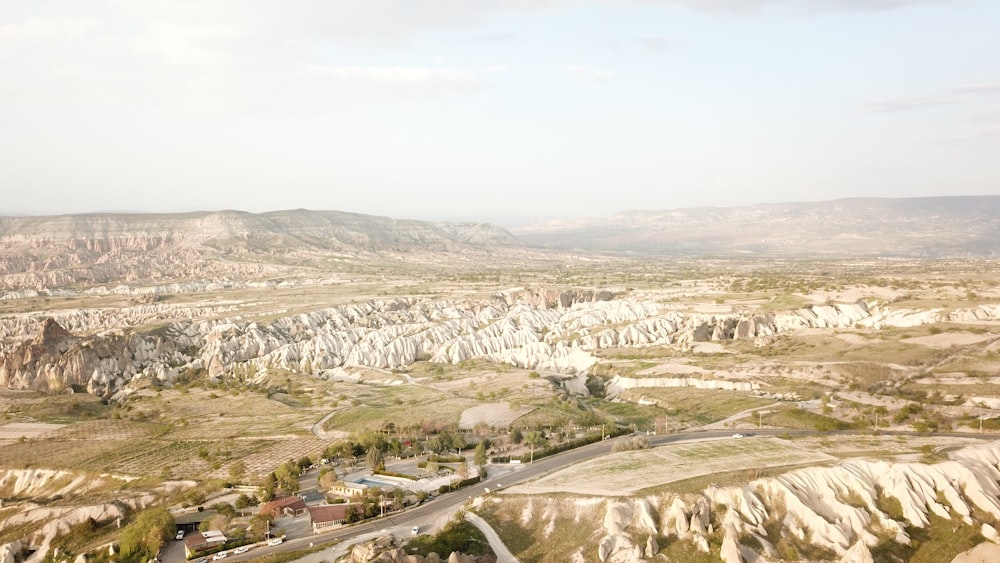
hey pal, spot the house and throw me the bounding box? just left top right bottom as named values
left=328, top=481, right=368, bottom=498
left=307, top=504, right=358, bottom=533
left=183, top=530, right=227, bottom=558
left=261, top=495, right=307, bottom=517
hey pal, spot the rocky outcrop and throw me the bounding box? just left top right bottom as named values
left=0, top=210, right=524, bottom=292
left=3, top=293, right=999, bottom=399
left=493, top=441, right=1000, bottom=562
left=345, top=535, right=494, bottom=563
left=0, top=469, right=187, bottom=563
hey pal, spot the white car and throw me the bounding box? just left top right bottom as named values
left=176, top=530, right=185, bottom=540
left=732, top=433, right=746, bottom=439
left=233, top=546, right=250, bottom=555
left=411, top=526, right=420, bottom=536
left=212, top=552, right=228, bottom=560
left=267, top=538, right=283, bottom=546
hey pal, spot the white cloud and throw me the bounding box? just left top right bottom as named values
left=0, top=2, right=496, bottom=116
left=952, top=83, right=1000, bottom=96
left=565, top=65, right=617, bottom=83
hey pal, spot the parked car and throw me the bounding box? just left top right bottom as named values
left=411, top=526, right=420, bottom=536
left=176, top=530, right=185, bottom=540
left=212, top=552, right=228, bottom=560
left=267, top=538, right=283, bottom=546
left=233, top=546, right=250, bottom=555
left=193, top=558, right=208, bottom=563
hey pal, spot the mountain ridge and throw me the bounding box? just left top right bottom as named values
left=509, top=195, right=1000, bottom=257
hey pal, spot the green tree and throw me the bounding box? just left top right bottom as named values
left=274, top=460, right=300, bottom=493
left=365, top=446, right=385, bottom=471
left=248, top=513, right=272, bottom=540
left=118, top=506, right=174, bottom=562
left=297, top=456, right=312, bottom=472
left=235, top=493, right=259, bottom=509
left=474, top=441, right=488, bottom=479
left=260, top=472, right=277, bottom=501
left=525, top=430, right=546, bottom=464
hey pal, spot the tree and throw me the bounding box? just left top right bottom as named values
left=235, top=493, right=259, bottom=509
left=118, top=505, right=174, bottom=562
left=473, top=441, right=488, bottom=478
left=248, top=514, right=272, bottom=540
left=365, top=447, right=385, bottom=471
left=510, top=428, right=523, bottom=444
left=319, top=469, right=339, bottom=490
left=274, top=460, right=300, bottom=494
left=297, top=456, right=313, bottom=473
left=260, top=472, right=277, bottom=502
left=426, top=435, right=445, bottom=455
left=345, top=504, right=361, bottom=523
left=525, top=430, right=546, bottom=464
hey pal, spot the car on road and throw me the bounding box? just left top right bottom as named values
left=193, top=558, right=207, bottom=563
left=212, top=552, right=228, bottom=560
left=267, top=538, right=283, bottom=546
left=411, top=526, right=420, bottom=535
left=233, top=546, right=250, bottom=555
left=732, top=433, right=746, bottom=439
left=176, top=530, right=185, bottom=540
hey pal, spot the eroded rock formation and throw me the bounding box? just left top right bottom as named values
left=3, top=293, right=1000, bottom=399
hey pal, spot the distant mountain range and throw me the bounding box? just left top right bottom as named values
left=0, top=209, right=524, bottom=291
left=1, top=197, right=998, bottom=292
left=509, top=196, right=1000, bottom=257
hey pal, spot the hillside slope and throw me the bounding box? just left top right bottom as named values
left=510, top=196, right=1000, bottom=257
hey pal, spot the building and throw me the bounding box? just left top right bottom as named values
left=328, top=481, right=368, bottom=498
left=307, top=504, right=358, bottom=533
left=261, top=495, right=307, bottom=517
left=183, top=530, right=227, bottom=558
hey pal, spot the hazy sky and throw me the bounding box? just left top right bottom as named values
left=2, top=0, right=998, bottom=221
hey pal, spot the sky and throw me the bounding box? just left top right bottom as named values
left=1, top=0, right=999, bottom=222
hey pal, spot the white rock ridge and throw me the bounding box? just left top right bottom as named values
left=2, top=290, right=999, bottom=397
left=502, top=441, right=1000, bottom=562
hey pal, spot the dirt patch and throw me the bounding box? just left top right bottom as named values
left=459, top=403, right=535, bottom=430
left=0, top=422, right=66, bottom=440
left=801, top=286, right=905, bottom=305
left=902, top=332, right=992, bottom=349
left=636, top=362, right=708, bottom=376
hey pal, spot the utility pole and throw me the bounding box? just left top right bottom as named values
left=758, top=411, right=762, bottom=429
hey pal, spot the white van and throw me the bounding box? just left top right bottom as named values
left=267, top=538, right=283, bottom=546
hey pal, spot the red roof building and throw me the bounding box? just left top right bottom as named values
left=307, top=504, right=357, bottom=533
left=261, top=496, right=307, bottom=517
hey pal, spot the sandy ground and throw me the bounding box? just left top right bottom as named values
left=0, top=422, right=65, bottom=440
left=902, top=332, right=993, bottom=349
left=636, top=362, right=708, bottom=376
left=801, top=286, right=905, bottom=305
